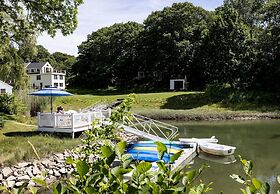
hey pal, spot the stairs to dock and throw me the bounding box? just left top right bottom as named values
left=121, top=114, right=178, bottom=141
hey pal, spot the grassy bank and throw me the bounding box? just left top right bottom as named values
left=1, top=90, right=280, bottom=165
left=0, top=121, right=80, bottom=166
left=54, top=90, right=280, bottom=120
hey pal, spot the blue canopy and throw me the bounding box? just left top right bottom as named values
left=30, top=87, right=73, bottom=97
left=30, top=87, right=73, bottom=113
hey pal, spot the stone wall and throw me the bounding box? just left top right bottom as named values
left=0, top=131, right=139, bottom=188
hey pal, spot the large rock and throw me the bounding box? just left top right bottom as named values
left=16, top=162, right=30, bottom=168
left=53, top=169, right=60, bottom=177
left=2, top=167, right=13, bottom=178
left=7, top=175, right=16, bottom=181
left=41, top=159, right=51, bottom=167
left=32, top=165, right=41, bottom=175
left=59, top=168, right=66, bottom=174
left=15, top=181, right=25, bottom=187
left=27, top=167, right=33, bottom=177
left=6, top=180, right=15, bottom=188
left=17, top=175, right=30, bottom=181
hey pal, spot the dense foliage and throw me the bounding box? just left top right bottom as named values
left=0, top=94, right=19, bottom=114
left=72, top=22, right=143, bottom=88
left=72, top=0, right=280, bottom=92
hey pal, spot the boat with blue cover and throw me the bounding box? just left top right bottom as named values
left=126, top=141, right=194, bottom=163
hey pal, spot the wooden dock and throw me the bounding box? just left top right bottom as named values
left=172, top=143, right=198, bottom=171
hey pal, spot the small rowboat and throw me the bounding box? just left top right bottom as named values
left=179, top=136, right=218, bottom=144
left=199, top=142, right=236, bottom=156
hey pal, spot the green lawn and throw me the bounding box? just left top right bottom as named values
left=53, top=90, right=280, bottom=120
left=0, top=121, right=80, bottom=166
left=54, top=91, right=202, bottom=111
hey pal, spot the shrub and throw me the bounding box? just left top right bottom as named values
left=15, top=90, right=48, bottom=117
left=0, top=94, right=18, bottom=114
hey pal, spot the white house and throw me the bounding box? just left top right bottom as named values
left=26, top=62, right=66, bottom=89
left=0, top=80, right=13, bottom=94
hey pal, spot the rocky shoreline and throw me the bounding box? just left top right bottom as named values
left=0, top=131, right=139, bottom=189
left=135, top=109, right=280, bottom=121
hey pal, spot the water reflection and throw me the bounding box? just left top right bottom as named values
left=171, top=120, right=280, bottom=194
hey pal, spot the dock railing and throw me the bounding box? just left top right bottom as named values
left=124, top=114, right=178, bottom=141
left=38, top=109, right=111, bottom=131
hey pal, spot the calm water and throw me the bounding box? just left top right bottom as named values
left=171, top=120, right=280, bottom=194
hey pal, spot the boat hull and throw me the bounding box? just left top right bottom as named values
left=199, top=143, right=236, bottom=156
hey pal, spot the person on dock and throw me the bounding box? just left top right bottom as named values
left=57, top=106, right=64, bottom=114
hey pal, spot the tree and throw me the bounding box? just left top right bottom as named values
left=0, top=0, right=83, bottom=89
left=224, top=0, right=264, bottom=27
left=139, top=2, right=210, bottom=89
left=0, top=0, right=83, bottom=42
left=52, top=52, right=76, bottom=83
left=201, top=5, right=254, bottom=89
left=253, top=0, right=280, bottom=91
left=72, top=22, right=143, bottom=89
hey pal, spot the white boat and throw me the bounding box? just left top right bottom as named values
left=199, top=142, right=236, bottom=156
left=179, top=136, right=218, bottom=144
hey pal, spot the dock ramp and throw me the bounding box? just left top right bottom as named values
left=121, top=114, right=178, bottom=141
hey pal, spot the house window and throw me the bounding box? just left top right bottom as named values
left=36, top=75, right=41, bottom=80
left=31, top=69, right=35, bottom=73
left=54, top=83, right=58, bottom=87
left=0, top=89, right=6, bottom=94
left=59, top=75, right=63, bottom=80
left=59, top=83, right=63, bottom=87
left=37, top=69, right=40, bottom=72
left=54, top=75, right=58, bottom=79
left=32, top=83, right=35, bottom=88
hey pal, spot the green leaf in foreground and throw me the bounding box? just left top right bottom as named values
left=260, top=182, right=270, bottom=194
left=116, top=141, right=126, bottom=158
left=76, top=160, right=89, bottom=177
left=101, top=146, right=114, bottom=158
left=136, top=161, right=152, bottom=174
left=33, top=177, right=48, bottom=187
left=170, top=150, right=183, bottom=163
left=155, top=141, right=167, bottom=160
left=252, top=178, right=262, bottom=190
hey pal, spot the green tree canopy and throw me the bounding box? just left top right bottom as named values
left=201, top=5, right=254, bottom=89
left=139, top=2, right=210, bottom=88
left=253, top=0, right=280, bottom=90
left=73, top=22, right=143, bottom=88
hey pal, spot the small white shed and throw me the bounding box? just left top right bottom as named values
left=0, top=80, right=13, bottom=95
left=170, top=79, right=187, bottom=90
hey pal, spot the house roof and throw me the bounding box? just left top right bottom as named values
left=0, top=80, right=13, bottom=88
left=26, top=62, right=50, bottom=69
